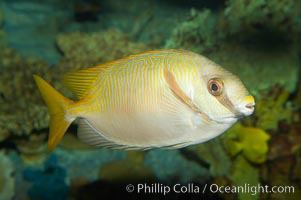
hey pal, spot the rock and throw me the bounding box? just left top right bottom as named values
left=0, top=0, right=71, bottom=64
left=0, top=151, right=15, bottom=200
left=99, top=157, right=155, bottom=182
left=144, top=149, right=209, bottom=183
left=15, top=133, right=47, bottom=165
left=99, top=151, right=155, bottom=182
left=23, top=155, right=69, bottom=200
left=53, top=148, right=125, bottom=181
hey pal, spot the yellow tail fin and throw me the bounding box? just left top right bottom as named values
left=33, top=75, right=74, bottom=152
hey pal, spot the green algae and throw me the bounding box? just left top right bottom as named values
left=230, top=156, right=259, bottom=200
left=223, top=123, right=270, bottom=164
left=0, top=49, right=52, bottom=137
left=165, top=1, right=301, bottom=95
left=187, top=138, right=232, bottom=177
left=208, top=41, right=299, bottom=96
left=165, top=9, right=219, bottom=53
left=56, top=29, right=150, bottom=71
left=223, top=0, right=301, bottom=37
left=254, top=86, right=294, bottom=131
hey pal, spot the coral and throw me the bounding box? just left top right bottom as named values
left=255, top=86, right=294, bottom=130
left=0, top=151, right=15, bottom=200
left=268, top=122, right=301, bottom=160
left=23, top=155, right=69, bottom=200
left=98, top=151, right=155, bottom=182
left=293, top=69, right=301, bottom=106
left=56, top=29, right=150, bottom=71
left=223, top=123, right=270, bottom=164
left=165, top=9, right=219, bottom=53
left=261, top=122, right=301, bottom=199
left=261, top=155, right=301, bottom=199
left=0, top=48, right=53, bottom=136
left=292, top=151, right=301, bottom=185
left=0, top=127, right=10, bottom=142
left=223, top=0, right=301, bottom=38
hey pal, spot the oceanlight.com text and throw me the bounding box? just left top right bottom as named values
left=125, top=183, right=295, bottom=196
left=208, top=183, right=294, bottom=196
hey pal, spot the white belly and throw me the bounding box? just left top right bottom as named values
left=82, top=107, right=235, bottom=148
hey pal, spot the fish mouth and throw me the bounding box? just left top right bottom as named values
left=244, top=95, right=255, bottom=110
left=238, top=95, right=255, bottom=116
left=245, top=102, right=255, bottom=110
left=215, top=95, right=255, bottom=123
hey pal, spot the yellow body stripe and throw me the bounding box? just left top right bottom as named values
left=68, top=50, right=201, bottom=114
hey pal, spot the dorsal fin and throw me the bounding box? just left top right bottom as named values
left=62, top=66, right=104, bottom=100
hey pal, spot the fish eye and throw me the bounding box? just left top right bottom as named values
left=208, top=78, right=223, bottom=96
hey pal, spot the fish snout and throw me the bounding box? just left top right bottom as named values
left=238, top=95, right=255, bottom=116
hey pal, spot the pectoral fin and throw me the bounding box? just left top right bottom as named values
left=163, top=69, right=209, bottom=120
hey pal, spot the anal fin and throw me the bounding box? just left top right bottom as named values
left=78, top=119, right=143, bottom=150
left=77, top=119, right=193, bottom=151
left=78, top=119, right=115, bottom=147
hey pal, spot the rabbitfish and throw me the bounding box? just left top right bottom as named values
left=34, top=49, right=255, bottom=152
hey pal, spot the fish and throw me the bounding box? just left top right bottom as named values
left=33, top=49, right=255, bottom=152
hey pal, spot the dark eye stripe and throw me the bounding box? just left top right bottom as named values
left=216, top=94, right=239, bottom=116
left=207, top=78, right=239, bottom=116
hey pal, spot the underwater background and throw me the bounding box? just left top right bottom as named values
left=0, top=0, right=301, bottom=199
